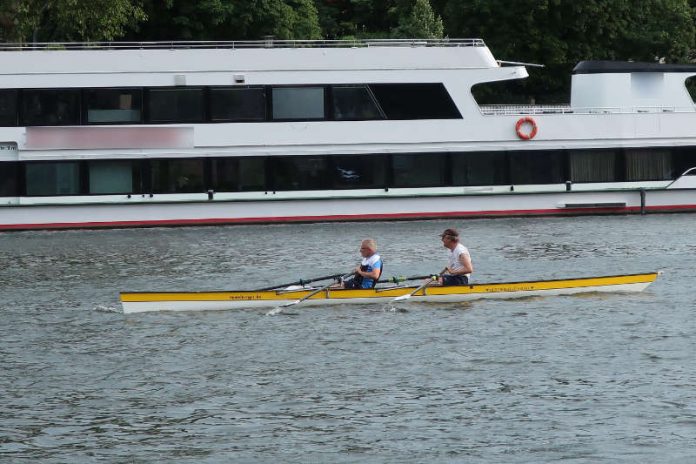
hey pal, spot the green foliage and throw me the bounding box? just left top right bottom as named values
left=392, top=0, right=444, bottom=39
left=443, top=0, right=696, bottom=103
left=7, top=0, right=146, bottom=42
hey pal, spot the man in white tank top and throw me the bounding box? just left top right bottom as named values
left=437, top=228, right=473, bottom=286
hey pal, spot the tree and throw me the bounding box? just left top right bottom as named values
left=4, top=0, right=146, bottom=43
left=442, top=0, right=695, bottom=103
left=392, top=0, right=444, bottom=39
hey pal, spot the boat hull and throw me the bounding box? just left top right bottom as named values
left=120, top=272, right=658, bottom=314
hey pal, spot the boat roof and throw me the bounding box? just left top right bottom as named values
left=0, top=38, right=485, bottom=51
left=573, top=60, right=696, bottom=74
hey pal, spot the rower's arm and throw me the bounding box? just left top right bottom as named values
left=358, top=267, right=381, bottom=280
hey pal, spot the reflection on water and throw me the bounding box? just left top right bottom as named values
left=1, top=215, right=696, bottom=462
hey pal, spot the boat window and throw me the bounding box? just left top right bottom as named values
left=452, top=152, right=508, bottom=186
left=509, top=151, right=565, bottom=185
left=271, top=87, right=325, bottom=120
left=331, top=154, right=387, bottom=189
left=147, top=88, right=204, bottom=123
left=368, top=84, right=461, bottom=120
left=151, top=158, right=205, bottom=193
left=0, top=90, right=18, bottom=126
left=86, top=88, right=142, bottom=124
left=88, top=160, right=136, bottom=194
left=210, top=87, right=266, bottom=122
left=272, top=156, right=330, bottom=190
left=332, top=86, right=383, bottom=120
left=624, top=148, right=672, bottom=181
left=210, top=157, right=266, bottom=191
left=669, top=147, right=696, bottom=177
left=0, top=162, right=18, bottom=196
left=25, top=161, right=81, bottom=195
left=21, top=89, right=80, bottom=126
left=392, top=153, right=448, bottom=187
left=569, top=150, right=618, bottom=183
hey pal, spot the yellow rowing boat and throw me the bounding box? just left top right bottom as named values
left=120, top=272, right=659, bottom=314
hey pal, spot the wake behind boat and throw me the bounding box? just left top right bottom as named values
left=120, top=272, right=659, bottom=314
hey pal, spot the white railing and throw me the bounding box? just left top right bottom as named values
left=479, top=104, right=696, bottom=115
left=0, top=38, right=485, bottom=51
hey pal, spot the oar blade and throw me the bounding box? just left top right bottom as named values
left=392, top=294, right=412, bottom=302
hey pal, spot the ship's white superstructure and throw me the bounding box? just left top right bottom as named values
left=0, top=39, right=695, bottom=230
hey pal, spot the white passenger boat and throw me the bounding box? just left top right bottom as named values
left=120, top=272, right=659, bottom=313
left=0, top=39, right=695, bottom=231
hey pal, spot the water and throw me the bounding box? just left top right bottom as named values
left=1, top=215, right=695, bottom=463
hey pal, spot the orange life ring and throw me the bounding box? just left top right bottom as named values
left=515, top=117, right=538, bottom=140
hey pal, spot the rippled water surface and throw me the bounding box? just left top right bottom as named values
left=2, top=215, right=696, bottom=463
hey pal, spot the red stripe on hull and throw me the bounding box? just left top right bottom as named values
left=2, top=203, right=696, bottom=231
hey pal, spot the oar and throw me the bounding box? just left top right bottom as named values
left=254, top=273, right=345, bottom=291
left=377, top=274, right=433, bottom=285
left=266, top=271, right=354, bottom=315
left=391, top=268, right=447, bottom=302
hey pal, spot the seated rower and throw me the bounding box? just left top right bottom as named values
left=343, top=239, right=383, bottom=289
left=436, top=228, right=473, bottom=286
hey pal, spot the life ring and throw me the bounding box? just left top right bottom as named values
left=515, top=117, right=538, bottom=140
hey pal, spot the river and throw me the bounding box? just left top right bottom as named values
left=1, top=215, right=695, bottom=463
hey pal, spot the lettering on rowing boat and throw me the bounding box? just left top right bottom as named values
left=484, top=285, right=535, bottom=293
left=227, top=295, right=262, bottom=300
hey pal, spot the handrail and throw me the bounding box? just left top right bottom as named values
left=0, top=38, right=485, bottom=51
left=479, top=104, right=696, bottom=115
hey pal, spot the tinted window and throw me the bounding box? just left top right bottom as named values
left=0, top=162, right=18, bottom=196
left=392, top=153, right=448, bottom=187
left=272, top=156, right=329, bottom=190
left=673, top=147, right=696, bottom=177
left=151, top=159, right=205, bottom=193
left=331, top=154, right=387, bottom=189
left=86, top=88, right=142, bottom=124
left=21, top=89, right=80, bottom=126
left=147, top=88, right=204, bottom=123
left=211, top=157, right=266, bottom=191
left=332, top=86, right=383, bottom=120
left=0, top=90, right=17, bottom=126
left=210, top=87, right=266, bottom=122
left=88, top=160, right=136, bottom=194
left=569, top=150, right=618, bottom=183
left=624, top=148, right=672, bottom=181
left=369, top=84, right=461, bottom=120
left=509, top=151, right=565, bottom=185
left=452, top=152, right=508, bottom=186
left=25, top=162, right=81, bottom=195
left=272, top=87, right=325, bottom=120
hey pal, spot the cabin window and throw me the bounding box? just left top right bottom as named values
left=624, top=148, right=672, bottom=181
left=332, top=86, right=383, bottom=120
left=21, top=89, right=80, bottom=126
left=86, top=88, right=142, bottom=124
left=368, top=84, right=461, bottom=120
left=271, top=87, right=325, bottom=120
left=331, top=154, right=387, bottom=189
left=147, top=88, right=204, bottom=123
left=452, top=152, right=508, bottom=186
left=151, top=158, right=205, bottom=193
left=569, top=150, right=618, bottom=183
left=88, top=160, right=135, bottom=194
left=0, top=90, right=18, bottom=126
left=210, top=157, right=266, bottom=191
left=210, top=87, right=266, bottom=122
left=272, top=156, right=329, bottom=190
left=0, top=162, right=18, bottom=196
left=509, top=151, right=565, bottom=185
left=25, top=161, right=81, bottom=195
left=673, top=147, right=696, bottom=177
left=392, top=153, right=448, bottom=187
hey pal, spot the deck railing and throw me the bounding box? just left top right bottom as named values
left=479, top=104, right=696, bottom=115
left=0, top=38, right=485, bottom=51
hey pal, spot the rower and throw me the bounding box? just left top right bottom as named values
left=343, top=238, right=383, bottom=289
left=436, top=228, right=473, bottom=286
